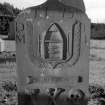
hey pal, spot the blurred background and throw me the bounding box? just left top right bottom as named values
left=0, top=0, right=105, bottom=105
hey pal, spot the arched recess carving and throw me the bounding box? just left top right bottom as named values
left=25, top=20, right=81, bottom=68
left=40, top=23, right=67, bottom=61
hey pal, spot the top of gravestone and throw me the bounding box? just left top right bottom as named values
left=59, top=0, right=85, bottom=12
left=26, top=0, right=85, bottom=12
left=46, top=0, right=85, bottom=12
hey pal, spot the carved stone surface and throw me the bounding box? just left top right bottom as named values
left=68, top=21, right=81, bottom=66
left=53, top=21, right=81, bottom=67
left=16, top=22, right=25, bottom=43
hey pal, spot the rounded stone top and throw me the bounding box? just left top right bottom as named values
left=26, top=0, right=85, bottom=13
left=47, top=0, right=85, bottom=12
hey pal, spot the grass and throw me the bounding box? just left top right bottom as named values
left=0, top=63, right=17, bottom=105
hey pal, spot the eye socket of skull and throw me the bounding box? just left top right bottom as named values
left=68, top=89, right=85, bottom=101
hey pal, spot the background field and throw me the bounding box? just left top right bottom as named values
left=90, top=40, right=105, bottom=86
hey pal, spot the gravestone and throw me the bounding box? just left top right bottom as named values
left=15, top=0, right=90, bottom=105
